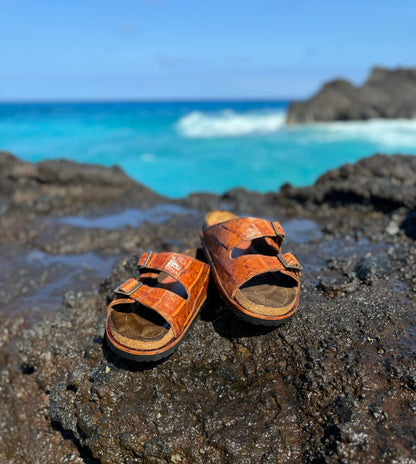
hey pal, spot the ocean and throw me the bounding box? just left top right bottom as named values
left=1, top=101, right=415, bottom=198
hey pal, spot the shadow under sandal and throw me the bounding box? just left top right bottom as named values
left=201, top=211, right=302, bottom=326
left=106, top=249, right=210, bottom=362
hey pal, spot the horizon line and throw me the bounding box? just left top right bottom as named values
left=0, top=96, right=301, bottom=105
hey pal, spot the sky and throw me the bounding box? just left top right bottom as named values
left=0, top=0, right=415, bottom=101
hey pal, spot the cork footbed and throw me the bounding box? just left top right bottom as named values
left=204, top=211, right=298, bottom=317
left=108, top=250, right=194, bottom=352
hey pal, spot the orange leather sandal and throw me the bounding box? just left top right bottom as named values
left=106, top=249, right=210, bottom=361
left=201, top=211, right=302, bottom=325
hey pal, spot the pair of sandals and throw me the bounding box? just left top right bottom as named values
left=106, top=211, right=302, bottom=362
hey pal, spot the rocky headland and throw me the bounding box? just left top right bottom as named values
left=0, top=151, right=415, bottom=463
left=287, top=67, right=416, bottom=123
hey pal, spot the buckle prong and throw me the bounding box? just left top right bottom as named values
left=271, top=222, right=285, bottom=241
left=138, top=250, right=152, bottom=269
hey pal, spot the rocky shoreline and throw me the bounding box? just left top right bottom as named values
left=287, top=67, right=416, bottom=123
left=0, top=152, right=415, bottom=463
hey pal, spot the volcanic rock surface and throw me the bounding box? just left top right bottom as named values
left=0, top=152, right=415, bottom=463
left=287, top=67, right=416, bottom=123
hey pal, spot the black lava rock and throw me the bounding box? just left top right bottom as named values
left=354, top=254, right=394, bottom=281
left=287, top=67, right=416, bottom=123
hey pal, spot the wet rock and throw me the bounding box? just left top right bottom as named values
left=282, top=218, right=323, bottom=244
left=16, top=232, right=416, bottom=464
left=354, top=254, right=394, bottom=282
left=0, top=152, right=416, bottom=463
left=16, top=258, right=416, bottom=464
left=318, top=274, right=359, bottom=297
left=287, top=67, right=416, bottom=123
left=326, top=256, right=357, bottom=274
left=279, top=153, right=416, bottom=212
left=18, top=291, right=106, bottom=392
left=0, top=151, right=162, bottom=215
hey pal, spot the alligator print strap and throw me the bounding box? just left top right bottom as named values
left=222, top=252, right=302, bottom=297
left=137, top=251, right=205, bottom=294
left=203, top=217, right=301, bottom=299
left=204, top=217, right=285, bottom=251
left=111, top=277, right=186, bottom=336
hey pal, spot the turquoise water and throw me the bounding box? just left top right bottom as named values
left=0, top=101, right=415, bottom=197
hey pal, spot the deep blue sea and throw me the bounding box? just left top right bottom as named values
left=1, top=101, right=415, bottom=197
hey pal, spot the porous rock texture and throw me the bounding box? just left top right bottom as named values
left=279, top=153, right=416, bottom=212
left=0, top=152, right=415, bottom=463
left=287, top=67, right=416, bottom=123
left=0, top=151, right=161, bottom=216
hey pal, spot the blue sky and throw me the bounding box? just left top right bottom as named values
left=1, top=0, right=415, bottom=100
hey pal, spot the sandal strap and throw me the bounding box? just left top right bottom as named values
left=111, top=277, right=188, bottom=337
left=204, top=217, right=285, bottom=251
left=224, top=252, right=302, bottom=298
left=137, top=251, right=206, bottom=294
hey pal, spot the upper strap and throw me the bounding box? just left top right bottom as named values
left=111, top=277, right=187, bottom=337
left=204, top=217, right=285, bottom=251
left=224, top=252, right=302, bottom=298
left=137, top=251, right=205, bottom=294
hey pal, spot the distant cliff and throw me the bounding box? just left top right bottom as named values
left=287, top=67, right=416, bottom=123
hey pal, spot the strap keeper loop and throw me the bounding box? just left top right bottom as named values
left=114, top=279, right=143, bottom=297
left=277, top=253, right=303, bottom=271
left=138, top=250, right=152, bottom=269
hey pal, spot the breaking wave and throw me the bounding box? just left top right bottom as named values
left=303, top=118, right=416, bottom=150
left=176, top=109, right=286, bottom=138
left=176, top=109, right=416, bottom=148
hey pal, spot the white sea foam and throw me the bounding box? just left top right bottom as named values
left=177, top=109, right=416, bottom=149
left=297, top=118, right=416, bottom=150
left=176, top=109, right=286, bottom=138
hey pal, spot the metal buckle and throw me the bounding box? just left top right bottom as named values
left=138, top=250, right=152, bottom=269
left=271, top=222, right=285, bottom=241
left=277, top=253, right=303, bottom=271
left=114, top=280, right=143, bottom=297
